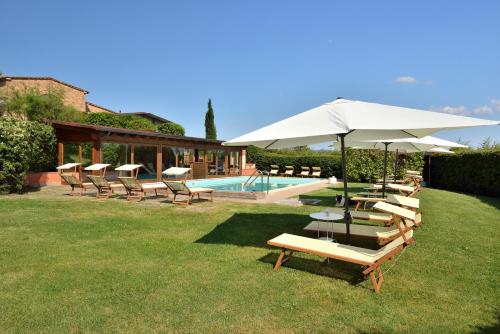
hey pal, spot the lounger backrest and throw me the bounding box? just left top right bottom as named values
left=373, top=201, right=416, bottom=221
left=270, top=165, right=279, bottom=171
left=284, top=166, right=294, bottom=174
left=118, top=177, right=142, bottom=191
left=60, top=174, right=80, bottom=186
left=311, top=167, right=321, bottom=174
left=87, top=175, right=109, bottom=188
left=164, top=180, right=189, bottom=193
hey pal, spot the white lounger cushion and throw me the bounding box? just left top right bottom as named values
left=387, top=183, right=415, bottom=193
left=56, top=163, right=81, bottom=170
left=188, top=187, right=213, bottom=193
left=352, top=211, right=391, bottom=222
left=373, top=201, right=416, bottom=220
left=268, top=230, right=413, bottom=265
left=115, top=164, right=143, bottom=171
left=386, top=194, right=419, bottom=209
left=84, top=163, right=110, bottom=171
left=304, top=221, right=414, bottom=239
left=141, top=182, right=168, bottom=190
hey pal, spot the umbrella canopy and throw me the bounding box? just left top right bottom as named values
left=428, top=147, right=455, bottom=153
left=223, top=98, right=499, bottom=244
left=224, top=99, right=499, bottom=148
left=331, top=135, right=467, bottom=153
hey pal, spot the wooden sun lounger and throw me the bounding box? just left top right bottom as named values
left=163, top=180, right=214, bottom=205
left=87, top=175, right=124, bottom=199
left=269, top=165, right=279, bottom=176
left=310, top=167, right=321, bottom=178
left=299, top=166, right=310, bottom=177
left=59, top=174, right=93, bottom=196
left=280, top=166, right=294, bottom=177
left=327, top=208, right=392, bottom=224
left=118, top=177, right=167, bottom=202
left=268, top=230, right=415, bottom=293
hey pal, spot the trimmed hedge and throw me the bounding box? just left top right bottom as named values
left=430, top=150, right=500, bottom=197
left=0, top=118, right=57, bottom=193
left=247, top=145, right=424, bottom=182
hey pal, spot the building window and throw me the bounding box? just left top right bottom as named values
left=179, top=148, right=194, bottom=167
left=217, top=150, right=227, bottom=175
left=63, top=143, right=79, bottom=164
left=134, top=144, right=157, bottom=179
left=229, top=151, right=240, bottom=174
left=162, top=146, right=176, bottom=170
left=207, top=150, right=217, bottom=175
left=63, top=143, right=92, bottom=167
left=101, top=143, right=131, bottom=180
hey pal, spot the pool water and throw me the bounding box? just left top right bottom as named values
left=186, top=176, right=321, bottom=193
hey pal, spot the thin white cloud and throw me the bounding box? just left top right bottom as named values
left=395, top=76, right=417, bottom=84
left=490, top=99, right=500, bottom=112
left=430, top=105, right=468, bottom=115
left=473, top=105, right=493, bottom=114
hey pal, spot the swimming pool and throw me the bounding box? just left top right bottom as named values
left=186, top=176, right=322, bottom=193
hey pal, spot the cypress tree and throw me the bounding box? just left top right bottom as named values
left=204, top=98, right=217, bottom=140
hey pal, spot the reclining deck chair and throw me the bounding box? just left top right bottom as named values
left=163, top=180, right=214, bottom=205
left=304, top=202, right=418, bottom=245
left=310, top=167, right=321, bottom=178
left=269, top=165, right=279, bottom=176
left=57, top=163, right=93, bottom=196
left=118, top=177, right=167, bottom=202
left=299, top=166, right=310, bottom=177
left=280, top=166, right=294, bottom=177
left=268, top=229, right=414, bottom=293
left=87, top=175, right=124, bottom=199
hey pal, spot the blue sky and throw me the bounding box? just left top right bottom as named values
left=2, top=0, right=499, bottom=146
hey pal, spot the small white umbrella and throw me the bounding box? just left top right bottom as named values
left=224, top=98, right=498, bottom=243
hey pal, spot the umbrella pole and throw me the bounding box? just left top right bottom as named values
left=382, top=143, right=389, bottom=197
left=339, top=134, right=351, bottom=244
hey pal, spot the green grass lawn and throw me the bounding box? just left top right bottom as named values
left=0, top=184, right=499, bottom=333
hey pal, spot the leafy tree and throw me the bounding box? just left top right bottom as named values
left=204, top=98, right=217, bottom=140
left=2, top=87, right=83, bottom=122
left=157, top=122, right=185, bottom=136
left=83, top=113, right=156, bottom=131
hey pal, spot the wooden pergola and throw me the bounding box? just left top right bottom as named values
left=51, top=121, right=245, bottom=180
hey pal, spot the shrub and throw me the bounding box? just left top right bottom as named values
left=430, top=150, right=500, bottom=197
left=1, top=87, right=84, bottom=122
left=83, top=113, right=157, bottom=131
left=0, top=118, right=57, bottom=193
left=157, top=122, right=186, bottom=136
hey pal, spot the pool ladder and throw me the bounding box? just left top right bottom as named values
left=244, top=169, right=270, bottom=194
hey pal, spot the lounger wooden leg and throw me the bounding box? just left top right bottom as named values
left=273, top=249, right=293, bottom=270
left=369, top=268, right=384, bottom=293
left=274, top=250, right=286, bottom=270
left=354, top=201, right=361, bottom=211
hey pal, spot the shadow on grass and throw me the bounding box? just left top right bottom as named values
left=196, top=212, right=380, bottom=287
left=196, top=213, right=309, bottom=248
left=470, top=312, right=500, bottom=334
left=259, top=252, right=365, bottom=286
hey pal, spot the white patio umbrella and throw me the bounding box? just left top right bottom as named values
left=331, top=136, right=467, bottom=196
left=223, top=98, right=499, bottom=243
